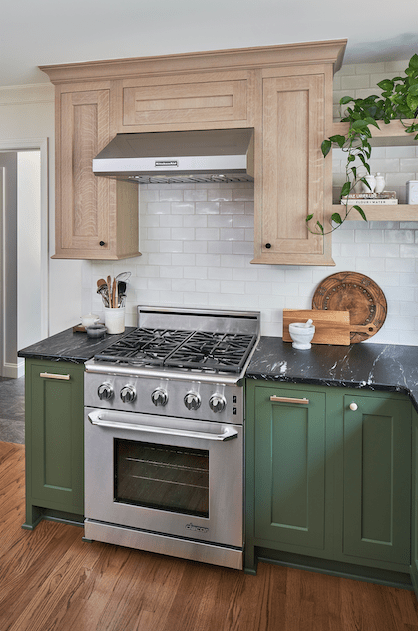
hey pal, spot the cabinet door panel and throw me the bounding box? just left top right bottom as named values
left=342, top=394, right=411, bottom=565
left=59, top=89, right=113, bottom=255
left=252, top=72, right=333, bottom=265
left=254, top=386, right=326, bottom=549
left=122, top=72, right=250, bottom=130
left=411, top=408, right=418, bottom=597
left=28, top=362, right=84, bottom=514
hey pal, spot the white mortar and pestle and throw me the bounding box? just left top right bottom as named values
left=288, top=319, right=315, bottom=350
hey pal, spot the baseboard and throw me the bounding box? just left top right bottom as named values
left=255, top=547, right=413, bottom=591
left=2, top=360, right=24, bottom=379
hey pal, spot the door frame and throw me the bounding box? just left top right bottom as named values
left=0, top=138, right=48, bottom=377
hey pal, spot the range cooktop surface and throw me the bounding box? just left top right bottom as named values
left=94, top=327, right=257, bottom=374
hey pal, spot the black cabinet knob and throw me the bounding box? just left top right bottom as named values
left=265, top=243, right=271, bottom=249
left=99, top=241, right=105, bottom=246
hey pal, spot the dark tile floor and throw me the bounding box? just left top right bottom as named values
left=0, top=376, right=25, bottom=444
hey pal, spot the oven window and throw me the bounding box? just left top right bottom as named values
left=114, top=439, right=209, bottom=518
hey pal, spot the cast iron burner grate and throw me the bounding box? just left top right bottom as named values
left=95, top=328, right=256, bottom=373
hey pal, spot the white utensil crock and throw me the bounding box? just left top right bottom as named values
left=104, top=307, right=125, bottom=334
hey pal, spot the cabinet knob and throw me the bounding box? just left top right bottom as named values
left=349, top=402, right=358, bottom=411
left=99, top=241, right=105, bottom=246
left=265, top=243, right=271, bottom=249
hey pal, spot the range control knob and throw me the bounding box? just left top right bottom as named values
left=151, top=388, right=168, bottom=407
left=209, top=393, right=227, bottom=413
left=97, top=382, right=114, bottom=401
left=120, top=385, right=136, bottom=403
left=184, top=392, right=201, bottom=410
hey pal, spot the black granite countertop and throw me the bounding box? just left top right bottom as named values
left=18, top=328, right=418, bottom=413
left=18, top=326, right=135, bottom=364
left=246, top=337, right=418, bottom=413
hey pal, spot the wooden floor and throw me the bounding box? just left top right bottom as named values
left=1, top=442, right=418, bottom=631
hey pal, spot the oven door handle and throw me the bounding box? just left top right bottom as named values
left=87, top=410, right=238, bottom=442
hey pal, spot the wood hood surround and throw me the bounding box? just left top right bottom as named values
left=40, top=39, right=347, bottom=264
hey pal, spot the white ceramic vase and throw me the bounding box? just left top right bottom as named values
left=374, top=173, right=385, bottom=193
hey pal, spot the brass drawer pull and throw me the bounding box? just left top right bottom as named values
left=40, top=372, right=71, bottom=381
left=270, top=396, right=309, bottom=404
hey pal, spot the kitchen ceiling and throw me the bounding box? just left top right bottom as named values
left=2, top=0, right=418, bottom=88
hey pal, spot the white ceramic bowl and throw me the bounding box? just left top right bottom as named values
left=288, top=322, right=315, bottom=350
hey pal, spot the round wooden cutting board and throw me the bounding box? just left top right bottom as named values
left=312, top=271, right=387, bottom=343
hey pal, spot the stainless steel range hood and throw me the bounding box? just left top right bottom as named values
left=92, top=128, right=254, bottom=184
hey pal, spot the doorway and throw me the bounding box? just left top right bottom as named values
left=0, top=139, right=48, bottom=378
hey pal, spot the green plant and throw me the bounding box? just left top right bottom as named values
left=306, top=54, right=418, bottom=235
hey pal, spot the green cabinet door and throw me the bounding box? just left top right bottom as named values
left=411, top=407, right=418, bottom=597
left=23, top=359, right=85, bottom=529
left=253, top=383, right=327, bottom=550
left=341, top=392, right=411, bottom=566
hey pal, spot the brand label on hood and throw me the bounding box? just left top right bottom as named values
left=155, top=160, right=178, bottom=168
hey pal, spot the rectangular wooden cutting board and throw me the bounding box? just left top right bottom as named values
left=282, top=309, right=351, bottom=345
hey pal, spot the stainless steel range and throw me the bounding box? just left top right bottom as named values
left=84, top=306, right=260, bottom=569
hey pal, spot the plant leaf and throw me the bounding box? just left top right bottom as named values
left=321, top=139, right=332, bottom=157
left=409, top=54, right=418, bottom=69
left=353, top=205, right=367, bottom=221
left=407, top=94, right=418, bottom=113
left=306, top=214, right=314, bottom=222
left=329, top=134, right=346, bottom=148
left=331, top=213, right=343, bottom=224
left=350, top=119, right=369, bottom=130
left=340, top=181, right=351, bottom=197
left=377, top=79, right=394, bottom=91
left=316, top=221, right=324, bottom=234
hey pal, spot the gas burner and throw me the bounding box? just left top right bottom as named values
left=94, top=328, right=256, bottom=374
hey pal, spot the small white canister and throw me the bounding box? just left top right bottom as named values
left=104, top=307, right=125, bottom=334
left=81, top=313, right=100, bottom=327
left=406, top=181, right=418, bottom=204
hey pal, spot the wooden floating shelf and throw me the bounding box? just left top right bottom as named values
left=331, top=204, right=418, bottom=221
left=329, top=119, right=418, bottom=146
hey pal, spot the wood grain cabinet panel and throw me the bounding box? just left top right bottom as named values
left=121, top=72, right=251, bottom=131
left=54, top=86, right=139, bottom=260
left=252, top=71, right=333, bottom=265
left=40, top=42, right=347, bottom=264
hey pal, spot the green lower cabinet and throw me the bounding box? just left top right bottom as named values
left=23, top=358, right=85, bottom=529
left=410, top=407, right=418, bottom=593
left=245, top=380, right=413, bottom=587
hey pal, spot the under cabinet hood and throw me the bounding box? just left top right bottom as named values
left=92, top=128, right=254, bottom=184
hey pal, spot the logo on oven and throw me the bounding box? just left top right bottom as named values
left=186, top=523, right=209, bottom=533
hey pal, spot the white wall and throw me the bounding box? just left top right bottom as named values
left=82, top=58, right=418, bottom=345
left=17, top=151, right=41, bottom=351
left=0, top=84, right=83, bottom=338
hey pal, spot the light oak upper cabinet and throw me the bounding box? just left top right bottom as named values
left=252, top=66, right=335, bottom=265
left=53, top=83, right=139, bottom=260
left=118, top=70, right=252, bottom=132
left=41, top=40, right=345, bottom=264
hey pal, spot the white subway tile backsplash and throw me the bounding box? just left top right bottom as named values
left=208, top=241, right=233, bottom=254
left=341, top=74, right=370, bottom=90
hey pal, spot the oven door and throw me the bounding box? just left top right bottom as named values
left=84, top=407, right=243, bottom=548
